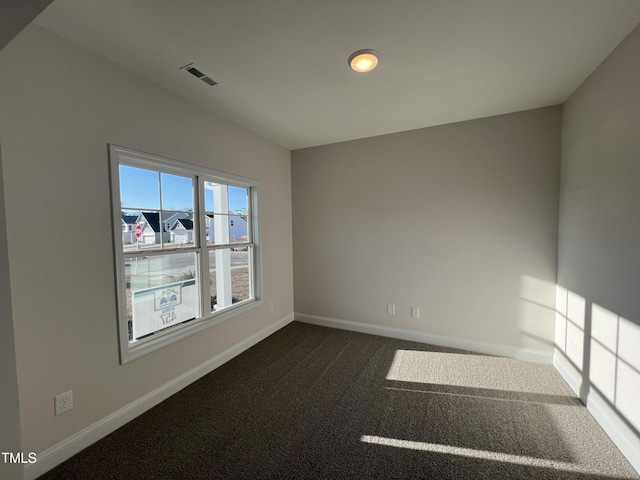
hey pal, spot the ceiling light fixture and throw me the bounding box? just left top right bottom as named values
left=348, top=49, right=380, bottom=73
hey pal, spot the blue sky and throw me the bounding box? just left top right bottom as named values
left=120, top=165, right=248, bottom=213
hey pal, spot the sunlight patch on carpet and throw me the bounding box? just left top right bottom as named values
left=360, top=435, right=627, bottom=477
left=385, top=349, right=569, bottom=395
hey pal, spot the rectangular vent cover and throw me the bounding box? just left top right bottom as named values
left=201, top=76, right=218, bottom=86
left=180, top=63, right=217, bottom=87
left=186, top=66, right=205, bottom=78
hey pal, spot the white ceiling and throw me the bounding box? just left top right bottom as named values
left=35, top=0, right=640, bottom=150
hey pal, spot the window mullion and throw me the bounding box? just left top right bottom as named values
left=197, top=177, right=209, bottom=317
left=247, top=187, right=252, bottom=243
left=126, top=247, right=199, bottom=258
left=158, top=172, right=164, bottom=249
left=207, top=242, right=253, bottom=251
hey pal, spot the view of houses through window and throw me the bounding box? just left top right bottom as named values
left=111, top=146, right=257, bottom=361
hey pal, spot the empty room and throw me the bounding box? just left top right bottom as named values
left=2, top=1, right=640, bottom=479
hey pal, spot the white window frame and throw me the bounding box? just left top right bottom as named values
left=109, top=145, right=261, bottom=363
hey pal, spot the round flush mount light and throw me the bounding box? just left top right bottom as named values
left=348, top=49, right=380, bottom=73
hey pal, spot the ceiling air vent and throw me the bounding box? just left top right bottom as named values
left=180, top=63, right=218, bottom=87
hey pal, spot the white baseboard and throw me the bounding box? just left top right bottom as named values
left=26, top=313, right=295, bottom=480
left=295, top=312, right=553, bottom=364
left=554, top=351, right=640, bottom=474
left=552, top=349, right=583, bottom=396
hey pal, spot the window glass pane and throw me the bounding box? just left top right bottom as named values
left=204, top=183, right=214, bottom=212
left=204, top=181, right=228, bottom=214
left=205, top=214, right=214, bottom=245
left=229, top=214, right=249, bottom=243
left=208, top=250, right=216, bottom=311
left=205, top=214, right=250, bottom=246
left=120, top=165, right=160, bottom=210
left=161, top=173, right=194, bottom=212
left=121, top=212, right=139, bottom=245
left=125, top=252, right=200, bottom=341
left=139, top=211, right=166, bottom=248
left=207, top=214, right=230, bottom=246
left=122, top=211, right=167, bottom=252
left=165, top=212, right=195, bottom=246
left=231, top=247, right=252, bottom=303
left=209, top=247, right=253, bottom=312
left=229, top=186, right=249, bottom=216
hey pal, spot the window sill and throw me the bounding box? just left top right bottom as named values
left=120, top=298, right=262, bottom=364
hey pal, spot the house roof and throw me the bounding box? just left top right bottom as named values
left=121, top=214, right=138, bottom=225
left=164, top=212, right=189, bottom=226
left=174, top=219, right=194, bottom=231
left=138, top=212, right=161, bottom=233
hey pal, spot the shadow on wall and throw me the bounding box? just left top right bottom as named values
left=554, top=285, right=640, bottom=438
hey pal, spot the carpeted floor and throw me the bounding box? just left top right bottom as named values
left=39, top=321, right=639, bottom=479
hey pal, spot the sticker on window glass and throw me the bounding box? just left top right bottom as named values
left=131, top=280, right=197, bottom=340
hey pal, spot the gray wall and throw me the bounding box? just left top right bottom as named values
left=0, top=24, right=293, bottom=455
left=1, top=5, right=54, bottom=479
left=292, top=106, right=561, bottom=353
left=0, top=0, right=52, bottom=50
left=0, top=146, right=23, bottom=480
left=558, top=23, right=640, bottom=433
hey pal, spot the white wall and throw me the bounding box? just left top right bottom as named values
left=292, top=106, right=561, bottom=357
left=0, top=23, right=293, bottom=462
left=557, top=22, right=640, bottom=469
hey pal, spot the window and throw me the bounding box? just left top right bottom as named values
left=109, top=145, right=260, bottom=363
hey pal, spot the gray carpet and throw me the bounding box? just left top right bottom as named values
left=39, top=321, right=639, bottom=479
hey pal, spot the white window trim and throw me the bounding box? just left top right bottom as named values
left=109, top=145, right=262, bottom=363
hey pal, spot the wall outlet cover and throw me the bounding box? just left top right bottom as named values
left=55, top=390, right=73, bottom=416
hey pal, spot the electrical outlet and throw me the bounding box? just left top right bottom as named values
left=568, top=339, right=578, bottom=358
left=387, top=304, right=396, bottom=315
left=411, top=307, right=420, bottom=318
left=269, top=302, right=274, bottom=312
left=55, top=390, right=73, bottom=416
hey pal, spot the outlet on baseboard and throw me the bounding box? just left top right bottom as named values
left=55, top=390, right=73, bottom=416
